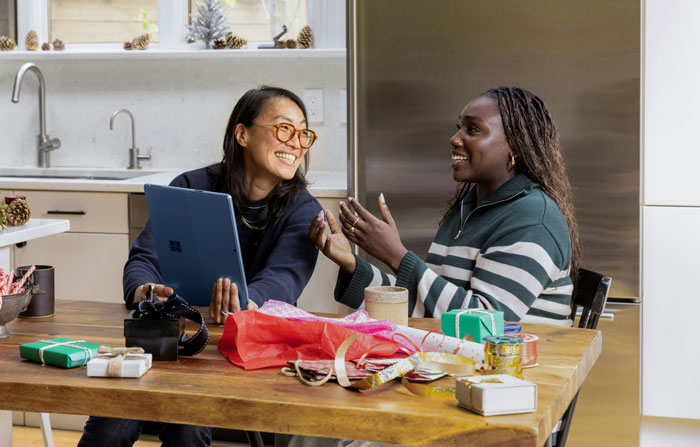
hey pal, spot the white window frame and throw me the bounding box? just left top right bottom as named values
left=15, top=0, right=344, bottom=52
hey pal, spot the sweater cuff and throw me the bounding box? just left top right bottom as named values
left=334, top=254, right=373, bottom=309
left=396, top=251, right=420, bottom=288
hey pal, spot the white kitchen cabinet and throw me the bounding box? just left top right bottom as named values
left=642, top=205, right=700, bottom=419
left=10, top=190, right=129, bottom=303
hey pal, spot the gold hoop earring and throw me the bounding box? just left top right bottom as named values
left=510, top=155, right=516, bottom=167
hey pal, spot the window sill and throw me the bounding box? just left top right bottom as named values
left=0, top=47, right=346, bottom=61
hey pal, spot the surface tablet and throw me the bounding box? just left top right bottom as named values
left=143, top=184, right=249, bottom=308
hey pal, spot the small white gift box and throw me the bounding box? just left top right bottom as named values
left=87, top=352, right=152, bottom=378
left=456, top=374, right=537, bottom=416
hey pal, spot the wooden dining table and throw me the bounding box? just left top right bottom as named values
left=0, top=300, right=601, bottom=447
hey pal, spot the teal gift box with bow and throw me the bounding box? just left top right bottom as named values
left=441, top=309, right=505, bottom=343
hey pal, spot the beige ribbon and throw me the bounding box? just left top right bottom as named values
left=96, top=346, right=145, bottom=377
left=462, top=376, right=504, bottom=408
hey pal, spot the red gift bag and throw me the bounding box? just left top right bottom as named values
left=218, top=310, right=401, bottom=370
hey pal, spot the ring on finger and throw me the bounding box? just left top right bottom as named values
left=350, top=226, right=355, bottom=234
left=352, top=215, right=361, bottom=226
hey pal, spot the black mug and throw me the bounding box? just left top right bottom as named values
left=18, top=265, right=55, bottom=318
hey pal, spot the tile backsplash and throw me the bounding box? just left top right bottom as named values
left=0, top=54, right=347, bottom=182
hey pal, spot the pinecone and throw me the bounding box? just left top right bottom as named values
left=52, top=38, right=65, bottom=51
left=6, top=199, right=31, bottom=226
left=0, top=36, right=16, bottom=51
left=25, top=30, right=39, bottom=51
left=41, top=42, right=51, bottom=51
left=275, top=39, right=286, bottom=48
left=285, top=39, right=297, bottom=49
left=296, top=25, right=313, bottom=49
left=225, top=32, right=246, bottom=49
left=213, top=38, right=226, bottom=49
left=132, top=33, right=150, bottom=50
left=0, top=203, right=7, bottom=231
left=123, top=41, right=133, bottom=50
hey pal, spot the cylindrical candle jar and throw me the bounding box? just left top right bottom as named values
left=18, top=265, right=55, bottom=318
left=364, top=286, right=408, bottom=326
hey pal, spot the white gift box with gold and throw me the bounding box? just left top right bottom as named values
left=87, top=346, right=152, bottom=378
left=456, top=374, right=537, bottom=416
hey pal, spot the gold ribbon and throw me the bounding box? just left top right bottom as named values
left=96, top=346, right=145, bottom=377
left=461, top=376, right=504, bottom=409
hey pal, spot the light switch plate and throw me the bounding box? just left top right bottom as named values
left=303, top=89, right=324, bottom=123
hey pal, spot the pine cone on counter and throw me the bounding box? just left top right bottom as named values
left=0, top=36, right=17, bottom=51
left=132, top=33, right=150, bottom=50
left=225, top=32, right=247, bottom=49
left=213, top=38, right=226, bottom=49
left=285, top=39, right=297, bottom=49
left=0, top=203, right=8, bottom=230
left=124, top=41, right=133, bottom=50
left=25, top=31, right=39, bottom=51
left=6, top=199, right=31, bottom=226
left=275, top=39, right=286, bottom=48
left=41, top=42, right=51, bottom=51
left=52, top=38, right=65, bottom=51
left=296, top=25, right=313, bottom=49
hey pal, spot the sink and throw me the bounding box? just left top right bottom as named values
left=0, top=168, right=161, bottom=181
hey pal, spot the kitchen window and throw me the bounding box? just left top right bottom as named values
left=50, top=0, right=159, bottom=43
left=0, top=0, right=16, bottom=41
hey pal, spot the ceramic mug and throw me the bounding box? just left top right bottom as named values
left=18, top=265, right=55, bottom=318
left=363, top=285, right=409, bottom=326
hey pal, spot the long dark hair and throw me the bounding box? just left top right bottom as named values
left=445, top=87, right=580, bottom=282
left=211, top=86, right=310, bottom=227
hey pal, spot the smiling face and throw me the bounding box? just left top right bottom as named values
left=449, top=95, right=515, bottom=195
left=236, top=97, right=309, bottom=188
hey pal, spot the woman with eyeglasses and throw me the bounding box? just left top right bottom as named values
left=309, top=86, right=579, bottom=328
left=79, top=86, right=321, bottom=447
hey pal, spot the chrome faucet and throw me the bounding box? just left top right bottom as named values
left=11, top=63, right=61, bottom=168
left=110, top=109, right=150, bottom=170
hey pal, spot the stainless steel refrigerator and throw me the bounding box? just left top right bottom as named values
left=347, top=1, right=640, bottom=445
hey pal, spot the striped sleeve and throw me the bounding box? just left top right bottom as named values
left=395, top=226, right=572, bottom=324
left=334, top=255, right=396, bottom=309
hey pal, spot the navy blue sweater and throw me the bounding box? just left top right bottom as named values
left=123, top=165, right=321, bottom=309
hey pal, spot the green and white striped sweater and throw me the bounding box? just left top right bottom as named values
left=335, top=174, right=573, bottom=326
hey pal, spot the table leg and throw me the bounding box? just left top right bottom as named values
left=0, top=410, right=12, bottom=447
left=39, top=413, right=53, bottom=447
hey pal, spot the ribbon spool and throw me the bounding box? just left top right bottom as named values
left=510, top=333, right=538, bottom=368
left=483, top=336, right=523, bottom=379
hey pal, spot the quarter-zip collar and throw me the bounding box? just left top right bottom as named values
left=456, top=174, right=538, bottom=239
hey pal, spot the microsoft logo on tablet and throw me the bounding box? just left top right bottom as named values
left=169, top=240, right=182, bottom=253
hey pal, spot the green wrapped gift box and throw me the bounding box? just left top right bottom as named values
left=441, top=309, right=504, bottom=343
left=19, top=338, right=100, bottom=368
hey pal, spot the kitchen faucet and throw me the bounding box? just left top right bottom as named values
left=110, top=108, right=150, bottom=170
left=11, top=63, right=61, bottom=168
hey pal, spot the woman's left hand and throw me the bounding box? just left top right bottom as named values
left=209, top=278, right=259, bottom=324
left=339, top=195, right=408, bottom=273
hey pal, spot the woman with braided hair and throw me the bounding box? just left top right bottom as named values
left=310, top=86, right=579, bottom=325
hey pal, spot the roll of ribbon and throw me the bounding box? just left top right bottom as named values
left=483, top=335, right=523, bottom=378
left=510, top=333, right=539, bottom=368
left=504, top=323, right=522, bottom=334
left=484, top=335, right=523, bottom=356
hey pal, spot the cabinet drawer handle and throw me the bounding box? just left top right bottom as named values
left=47, top=210, right=86, bottom=215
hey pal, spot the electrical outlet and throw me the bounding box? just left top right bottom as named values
left=339, top=89, right=347, bottom=124
left=303, top=89, right=324, bottom=123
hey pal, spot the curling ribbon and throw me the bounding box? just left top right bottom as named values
left=483, top=335, right=523, bottom=379
left=334, top=334, right=476, bottom=391
left=510, top=333, right=539, bottom=368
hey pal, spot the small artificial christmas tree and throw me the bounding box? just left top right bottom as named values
left=186, top=0, right=229, bottom=49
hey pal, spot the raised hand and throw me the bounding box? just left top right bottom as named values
left=209, top=278, right=258, bottom=325
left=339, top=194, right=408, bottom=273
left=308, top=209, right=357, bottom=274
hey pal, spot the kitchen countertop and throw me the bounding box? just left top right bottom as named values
left=0, top=167, right=347, bottom=198
left=0, top=218, right=70, bottom=248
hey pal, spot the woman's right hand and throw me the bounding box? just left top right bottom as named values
left=309, top=209, right=356, bottom=274
left=133, top=283, right=174, bottom=304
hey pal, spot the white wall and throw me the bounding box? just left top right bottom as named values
left=643, top=0, right=700, bottom=421
left=0, top=54, right=347, bottom=181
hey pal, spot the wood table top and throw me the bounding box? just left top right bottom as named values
left=0, top=300, right=602, bottom=447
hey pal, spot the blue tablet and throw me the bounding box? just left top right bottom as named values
left=143, top=184, right=249, bottom=308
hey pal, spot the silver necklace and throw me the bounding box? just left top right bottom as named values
left=240, top=215, right=266, bottom=231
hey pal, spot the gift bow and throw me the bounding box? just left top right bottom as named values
left=96, top=346, right=146, bottom=377
left=455, top=309, right=496, bottom=339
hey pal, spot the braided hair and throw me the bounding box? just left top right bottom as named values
left=446, top=86, right=580, bottom=282
left=211, top=86, right=310, bottom=228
